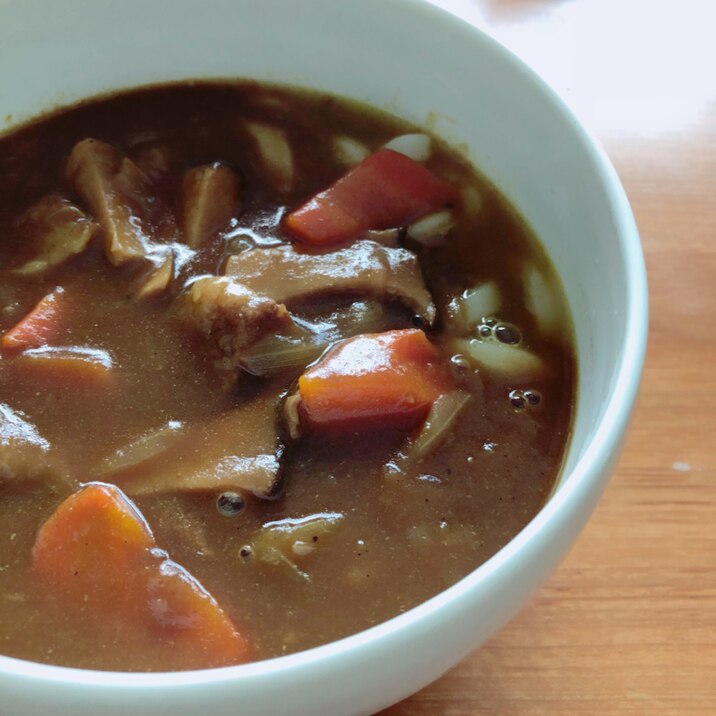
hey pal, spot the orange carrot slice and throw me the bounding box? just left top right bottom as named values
left=14, top=346, right=115, bottom=388
left=31, top=483, right=250, bottom=668
left=2, top=287, right=64, bottom=351
left=285, top=149, right=457, bottom=246
left=297, top=329, right=452, bottom=432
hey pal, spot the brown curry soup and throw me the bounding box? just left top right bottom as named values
left=0, top=82, right=574, bottom=671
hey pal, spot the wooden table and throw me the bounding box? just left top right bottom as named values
left=383, top=1, right=716, bottom=713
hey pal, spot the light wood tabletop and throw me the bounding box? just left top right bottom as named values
left=383, top=1, right=716, bottom=713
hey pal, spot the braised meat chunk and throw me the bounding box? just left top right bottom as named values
left=178, top=275, right=292, bottom=379
left=11, top=195, right=97, bottom=276
left=225, top=240, right=437, bottom=325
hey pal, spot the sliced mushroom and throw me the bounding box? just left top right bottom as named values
left=225, top=239, right=436, bottom=325
left=244, top=122, right=294, bottom=193
left=11, top=195, right=98, bottom=276
left=282, top=392, right=303, bottom=440
left=66, top=138, right=150, bottom=266
left=118, top=393, right=286, bottom=499
left=181, top=163, right=241, bottom=248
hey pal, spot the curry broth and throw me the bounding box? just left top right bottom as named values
left=0, top=83, right=574, bottom=671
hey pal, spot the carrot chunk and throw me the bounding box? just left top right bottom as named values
left=1, top=287, right=64, bottom=351
left=297, top=329, right=451, bottom=432
left=13, top=346, right=115, bottom=388
left=31, top=483, right=250, bottom=669
left=285, top=148, right=457, bottom=246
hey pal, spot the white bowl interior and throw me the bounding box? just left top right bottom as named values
left=0, top=1, right=647, bottom=714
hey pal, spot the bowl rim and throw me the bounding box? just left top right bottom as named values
left=0, top=0, right=648, bottom=689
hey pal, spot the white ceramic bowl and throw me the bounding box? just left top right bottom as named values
left=0, top=0, right=647, bottom=714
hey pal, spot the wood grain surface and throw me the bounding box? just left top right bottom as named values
left=382, top=1, right=716, bottom=713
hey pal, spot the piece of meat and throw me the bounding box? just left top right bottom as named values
left=181, top=163, right=241, bottom=248
left=66, top=138, right=150, bottom=266
left=113, top=392, right=286, bottom=499
left=0, top=403, right=67, bottom=488
left=179, top=275, right=292, bottom=378
left=224, top=239, right=437, bottom=324
left=12, top=195, right=97, bottom=276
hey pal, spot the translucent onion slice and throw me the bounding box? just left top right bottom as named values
left=332, top=135, right=370, bottom=167
left=448, top=281, right=502, bottom=331
left=384, top=390, right=471, bottom=479
left=406, top=209, right=455, bottom=245
left=462, top=282, right=501, bottom=325
left=461, top=185, right=484, bottom=218
left=251, top=512, right=344, bottom=581
left=408, top=390, right=471, bottom=463
left=383, top=133, right=432, bottom=162
left=523, top=263, right=564, bottom=337
left=452, top=338, right=545, bottom=379
left=241, top=301, right=389, bottom=377
left=240, top=338, right=325, bottom=377
left=98, top=420, right=184, bottom=475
